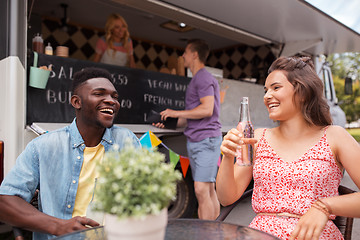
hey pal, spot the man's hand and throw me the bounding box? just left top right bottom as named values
left=53, top=216, right=99, bottom=236
left=160, top=109, right=179, bottom=121
left=152, top=122, right=165, bottom=129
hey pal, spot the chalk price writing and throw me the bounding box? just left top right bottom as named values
left=48, top=66, right=74, bottom=80
left=119, top=99, right=132, bottom=109
left=147, top=79, right=172, bottom=90
left=46, top=90, right=72, bottom=104
left=111, top=74, right=128, bottom=86
left=143, top=94, right=184, bottom=108
left=46, top=89, right=132, bottom=110
left=174, top=83, right=187, bottom=92
left=144, top=94, right=173, bottom=106
left=174, top=100, right=185, bottom=108
left=147, top=79, right=187, bottom=92
left=47, top=66, right=128, bottom=86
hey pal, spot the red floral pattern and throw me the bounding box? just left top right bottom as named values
left=249, top=128, right=344, bottom=240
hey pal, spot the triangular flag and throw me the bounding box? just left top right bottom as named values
left=139, top=132, right=152, bottom=149
left=169, top=149, right=180, bottom=169
left=179, top=156, right=190, bottom=178
left=149, top=131, right=162, bottom=147
left=217, top=155, right=222, bottom=167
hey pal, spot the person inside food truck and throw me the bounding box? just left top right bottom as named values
left=93, top=13, right=136, bottom=68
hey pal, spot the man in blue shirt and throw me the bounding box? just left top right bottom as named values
left=0, top=68, right=140, bottom=239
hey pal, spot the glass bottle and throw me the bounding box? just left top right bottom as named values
left=32, top=33, right=44, bottom=53
left=236, top=97, right=254, bottom=166
left=45, top=43, right=53, bottom=55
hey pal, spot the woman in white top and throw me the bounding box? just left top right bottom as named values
left=93, top=13, right=136, bottom=68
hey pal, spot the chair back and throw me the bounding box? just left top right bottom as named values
left=333, top=185, right=355, bottom=240
left=216, top=188, right=253, bottom=221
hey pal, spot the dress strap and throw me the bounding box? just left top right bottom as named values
left=257, top=128, right=267, bottom=144
left=322, top=125, right=330, bottom=137
left=262, top=128, right=267, bottom=138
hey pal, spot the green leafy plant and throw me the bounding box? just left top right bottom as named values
left=94, top=140, right=182, bottom=219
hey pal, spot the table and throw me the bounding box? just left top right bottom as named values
left=53, top=219, right=281, bottom=240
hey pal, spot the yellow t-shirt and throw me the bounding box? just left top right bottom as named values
left=72, top=144, right=104, bottom=217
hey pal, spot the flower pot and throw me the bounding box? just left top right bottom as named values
left=104, top=208, right=168, bottom=240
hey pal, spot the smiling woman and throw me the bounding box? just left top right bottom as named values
left=217, top=56, right=360, bottom=240
left=263, top=71, right=298, bottom=122
left=93, top=13, right=136, bottom=68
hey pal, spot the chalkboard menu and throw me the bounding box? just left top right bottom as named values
left=27, top=53, right=190, bottom=124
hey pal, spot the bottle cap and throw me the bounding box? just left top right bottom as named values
left=33, top=33, right=43, bottom=43
left=242, top=97, right=249, bottom=104
left=45, top=43, right=53, bottom=55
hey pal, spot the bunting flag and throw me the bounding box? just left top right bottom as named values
left=169, top=149, right=180, bottom=169
left=149, top=131, right=162, bottom=147
left=217, top=156, right=222, bottom=167
left=139, top=131, right=190, bottom=178
left=139, top=132, right=152, bottom=149
left=179, top=156, right=190, bottom=178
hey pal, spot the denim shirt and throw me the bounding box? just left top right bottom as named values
left=0, top=119, right=140, bottom=240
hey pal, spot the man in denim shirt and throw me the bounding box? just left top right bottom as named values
left=0, top=68, right=140, bottom=239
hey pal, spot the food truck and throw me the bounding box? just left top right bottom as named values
left=1, top=0, right=360, bottom=218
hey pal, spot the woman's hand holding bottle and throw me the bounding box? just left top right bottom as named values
left=220, top=126, right=257, bottom=161
left=221, top=97, right=257, bottom=164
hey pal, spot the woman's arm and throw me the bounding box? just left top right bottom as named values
left=127, top=40, right=136, bottom=68
left=93, top=38, right=105, bottom=63
left=93, top=53, right=101, bottom=63
left=290, top=125, right=360, bottom=240
left=216, top=127, right=259, bottom=206
left=323, top=125, right=360, bottom=217
left=129, top=54, right=136, bottom=68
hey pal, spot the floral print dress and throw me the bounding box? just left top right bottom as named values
left=249, top=128, right=344, bottom=240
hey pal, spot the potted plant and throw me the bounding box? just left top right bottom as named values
left=93, top=140, right=182, bottom=240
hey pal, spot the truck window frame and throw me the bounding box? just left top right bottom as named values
left=322, top=67, right=334, bottom=102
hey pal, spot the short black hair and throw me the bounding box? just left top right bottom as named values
left=72, top=67, right=113, bottom=93
left=187, top=39, right=210, bottom=63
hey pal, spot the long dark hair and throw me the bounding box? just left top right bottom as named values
left=268, top=56, right=332, bottom=126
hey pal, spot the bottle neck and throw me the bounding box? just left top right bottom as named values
left=239, top=102, right=250, bottom=122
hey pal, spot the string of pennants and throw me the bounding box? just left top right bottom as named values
left=139, top=131, right=190, bottom=178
